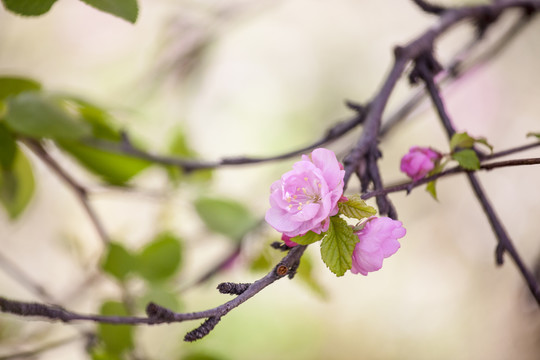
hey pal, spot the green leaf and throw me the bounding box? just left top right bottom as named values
left=61, top=143, right=150, bottom=185
left=449, top=132, right=475, bottom=151
left=452, top=149, right=480, bottom=170
left=101, top=242, right=136, bottom=282
left=338, top=194, right=377, bottom=220
left=0, top=149, right=35, bottom=219
left=90, top=349, right=123, bottom=360
left=57, top=97, right=150, bottom=184
left=5, top=92, right=91, bottom=140
left=425, top=181, right=438, bottom=200
left=0, top=124, right=17, bottom=169
left=135, top=232, right=182, bottom=282
left=450, top=131, right=493, bottom=153
left=182, top=353, right=229, bottom=360
left=320, top=216, right=358, bottom=277
left=291, top=231, right=324, bottom=245
left=169, top=129, right=196, bottom=158
left=1, top=0, right=58, bottom=16
left=526, top=132, right=540, bottom=140
left=97, top=301, right=134, bottom=355
left=194, top=196, right=257, bottom=240
left=475, top=138, right=493, bottom=153
left=78, top=0, right=138, bottom=23
left=0, top=77, right=41, bottom=100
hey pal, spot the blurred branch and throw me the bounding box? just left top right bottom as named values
left=0, top=252, right=57, bottom=303
left=84, top=113, right=365, bottom=171
left=344, top=0, right=539, bottom=182
left=380, top=8, right=534, bottom=136
left=0, top=335, right=83, bottom=360
left=412, top=49, right=540, bottom=304
left=22, top=139, right=110, bottom=245
left=79, top=4, right=537, bottom=180
left=0, top=245, right=307, bottom=341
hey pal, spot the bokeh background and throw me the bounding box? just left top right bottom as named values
left=1, top=0, right=540, bottom=359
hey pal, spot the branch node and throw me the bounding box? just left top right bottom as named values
left=345, top=100, right=365, bottom=114
left=393, top=45, right=405, bottom=60
left=287, top=259, right=301, bottom=279
left=411, top=0, right=447, bottom=15
left=145, top=302, right=175, bottom=321
left=495, top=243, right=505, bottom=266
left=270, top=241, right=292, bottom=252
left=474, top=6, right=501, bottom=39
left=410, top=51, right=443, bottom=85
left=217, top=282, right=251, bottom=295
left=275, top=265, right=289, bottom=277
left=184, top=316, right=222, bottom=342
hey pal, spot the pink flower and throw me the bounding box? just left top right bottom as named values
left=351, top=217, right=406, bottom=276
left=265, top=148, right=345, bottom=238
left=400, top=146, right=441, bottom=181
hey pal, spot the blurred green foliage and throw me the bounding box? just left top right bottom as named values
left=1, top=0, right=138, bottom=22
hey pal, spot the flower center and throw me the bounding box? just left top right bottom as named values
left=284, top=176, right=322, bottom=211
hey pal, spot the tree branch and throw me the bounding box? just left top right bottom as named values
left=380, top=9, right=535, bottom=137
left=344, top=0, right=539, bottom=191
left=361, top=156, right=540, bottom=200
left=412, top=48, right=540, bottom=304
left=0, top=245, right=307, bottom=341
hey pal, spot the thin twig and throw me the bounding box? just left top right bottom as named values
left=0, top=252, right=57, bottom=303
left=485, top=142, right=540, bottom=159
left=362, top=156, right=540, bottom=200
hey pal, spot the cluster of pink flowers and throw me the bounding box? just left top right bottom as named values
left=265, top=148, right=405, bottom=276
left=400, top=146, right=441, bottom=181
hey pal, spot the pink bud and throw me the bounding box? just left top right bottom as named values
left=400, top=146, right=441, bottom=181
left=351, top=217, right=406, bottom=276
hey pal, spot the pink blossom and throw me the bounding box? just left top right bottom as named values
left=400, top=146, right=441, bottom=181
left=265, top=148, right=345, bottom=238
left=351, top=217, right=406, bottom=276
